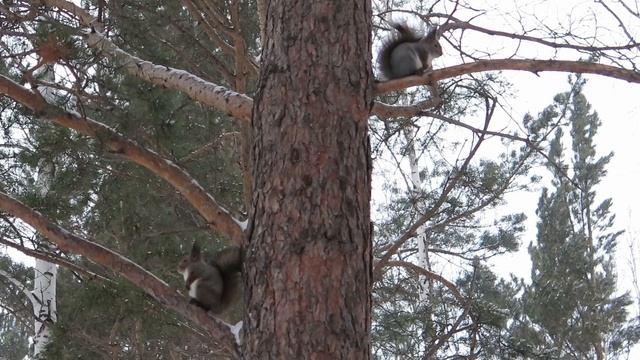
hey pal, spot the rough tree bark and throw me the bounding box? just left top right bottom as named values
left=244, top=1, right=373, bottom=358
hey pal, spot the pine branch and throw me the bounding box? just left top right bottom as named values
left=0, top=191, right=241, bottom=358
left=0, top=75, right=245, bottom=244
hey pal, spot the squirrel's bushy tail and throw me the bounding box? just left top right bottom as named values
left=377, top=22, right=422, bottom=80
left=213, top=246, right=242, bottom=273
left=213, top=246, right=243, bottom=310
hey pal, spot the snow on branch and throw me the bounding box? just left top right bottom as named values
left=41, top=0, right=253, bottom=123
left=82, top=31, right=253, bottom=122
left=0, top=75, right=245, bottom=244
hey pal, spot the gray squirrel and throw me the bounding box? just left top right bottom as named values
left=377, top=21, right=443, bottom=80
left=177, top=242, right=242, bottom=314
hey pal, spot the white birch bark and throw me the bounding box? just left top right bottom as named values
left=30, top=66, right=58, bottom=358
left=402, top=123, right=438, bottom=358
left=402, top=126, right=432, bottom=304
left=31, top=250, right=57, bottom=358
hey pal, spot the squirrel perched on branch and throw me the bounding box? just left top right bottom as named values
left=377, top=21, right=443, bottom=80
left=177, top=242, right=242, bottom=314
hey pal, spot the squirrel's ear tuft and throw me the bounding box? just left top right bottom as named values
left=190, top=241, right=201, bottom=260
left=425, top=26, right=439, bottom=41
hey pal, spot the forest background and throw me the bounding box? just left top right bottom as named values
left=1, top=0, right=640, bottom=359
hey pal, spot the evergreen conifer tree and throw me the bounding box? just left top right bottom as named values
left=523, top=78, right=640, bottom=359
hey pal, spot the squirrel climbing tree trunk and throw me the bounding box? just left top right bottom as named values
left=244, top=0, right=373, bottom=358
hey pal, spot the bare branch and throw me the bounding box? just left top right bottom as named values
left=371, top=97, right=442, bottom=119
left=386, top=260, right=467, bottom=307
left=436, top=15, right=640, bottom=52
left=594, top=1, right=637, bottom=44
left=374, top=59, right=640, bottom=95
left=374, top=99, right=495, bottom=277
left=0, top=236, right=112, bottom=283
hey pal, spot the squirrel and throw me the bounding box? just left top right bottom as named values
left=176, top=242, right=242, bottom=314
left=377, top=21, right=443, bottom=80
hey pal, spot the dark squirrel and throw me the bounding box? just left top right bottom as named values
left=177, top=242, right=242, bottom=314
left=377, top=21, right=443, bottom=80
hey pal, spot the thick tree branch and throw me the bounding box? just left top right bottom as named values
left=227, top=0, right=258, bottom=212
left=0, top=191, right=241, bottom=358
left=41, top=0, right=253, bottom=123
left=0, top=75, right=245, bottom=244
left=374, top=59, right=640, bottom=95
left=82, top=31, right=252, bottom=123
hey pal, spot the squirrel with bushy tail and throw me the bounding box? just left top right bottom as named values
left=377, top=21, right=443, bottom=80
left=177, top=242, right=242, bottom=314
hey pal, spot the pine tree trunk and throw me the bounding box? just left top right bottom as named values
left=244, top=1, right=373, bottom=358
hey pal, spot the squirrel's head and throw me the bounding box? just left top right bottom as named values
left=422, top=26, right=443, bottom=58
left=176, top=241, right=203, bottom=273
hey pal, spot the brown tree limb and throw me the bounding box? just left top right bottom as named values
left=227, top=0, right=255, bottom=214
left=374, top=59, right=640, bottom=95
left=0, top=75, right=245, bottom=244
left=0, top=191, right=241, bottom=358
left=228, top=0, right=260, bottom=77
